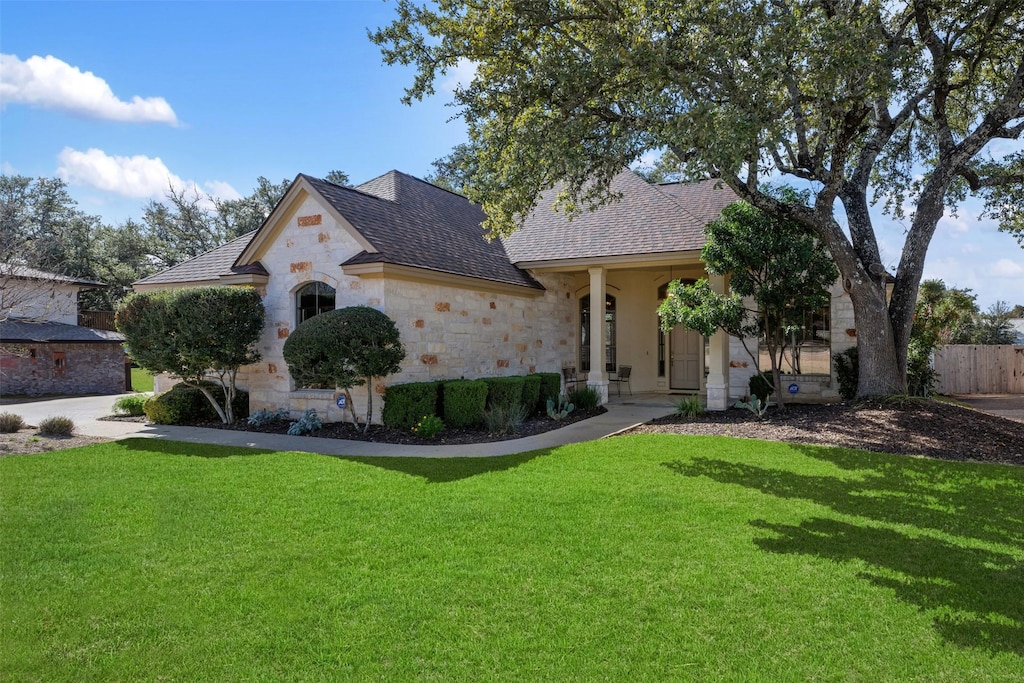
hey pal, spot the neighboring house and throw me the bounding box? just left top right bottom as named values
left=134, top=169, right=857, bottom=422
left=1009, top=319, right=1024, bottom=345
left=0, top=266, right=126, bottom=396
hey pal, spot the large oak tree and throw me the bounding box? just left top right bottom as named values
left=373, top=0, right=1024, bottom=397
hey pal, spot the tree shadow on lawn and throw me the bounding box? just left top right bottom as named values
left=663, top=446, right=1024, bottom=655
left=111, top=438, right=276, bottom=459
left=338, top=449, right=552, bottom=484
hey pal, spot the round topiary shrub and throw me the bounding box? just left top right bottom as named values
left=283, top=306, right=405, bottom=433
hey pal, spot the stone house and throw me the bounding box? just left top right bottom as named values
left=134, top=169, right=856, bottom=422
left=0, top=267, right=126, bottom=396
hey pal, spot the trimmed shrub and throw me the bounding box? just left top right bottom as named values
left=0, top=412, right=26, bottom=433
left=522, top=374, right=542, bottom=414
left=483, top=376, right=525, bottom=410
left=536, top=372, right=561, bottom=410
left=112, top=394, right=148, bottom=417
left=749, top=371, right=773, bottom=403
left=833, top=347, right=858, bottom=400
left=382, top=381, right=444, bottom=430
left=39, top=416, right=74, bottom=436
left=282, top=305, right=405, bottom=432
left=443, top=379, right=488, bottom=428
left=568, top=385, right=601, bottom=410
left=144, top=382, right=249, bottom=425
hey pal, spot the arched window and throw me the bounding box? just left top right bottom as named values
left=296, top=282, right=336, bottom=326
left=579, top=293, right=616, bottom=372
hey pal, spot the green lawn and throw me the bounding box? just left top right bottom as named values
left=130, top=367, right=154, bottom=393
left=2, top=436, right=1021, bottom=681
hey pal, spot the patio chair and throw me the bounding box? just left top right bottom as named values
left=609, top=365, right=632, bottom=396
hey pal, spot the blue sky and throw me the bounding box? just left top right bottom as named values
left=2, top=1, right=1021, bottom=309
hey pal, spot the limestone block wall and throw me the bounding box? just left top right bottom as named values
left=242, top=195, right=384, bottom=419
left=384, top=272, right=577, bottom=383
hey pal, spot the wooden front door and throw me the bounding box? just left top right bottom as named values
left=670, top=327, right=702, bottom=390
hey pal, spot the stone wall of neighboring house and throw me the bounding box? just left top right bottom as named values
left=0, top=342, right=125, bottom=396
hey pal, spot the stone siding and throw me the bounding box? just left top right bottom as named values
left=0, top=342, right=125, bottom=395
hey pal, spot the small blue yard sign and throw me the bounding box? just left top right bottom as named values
left=788, top=383, right=799, bottom=394
left=336, top=393, right=347, bottom=409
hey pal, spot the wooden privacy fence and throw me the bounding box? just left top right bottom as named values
left=933, top=345, right=1024, bottom=395
left=78, top=310, right=117, bottom=331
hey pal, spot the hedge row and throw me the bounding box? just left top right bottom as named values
left=381, top=372, right=561, bottom=430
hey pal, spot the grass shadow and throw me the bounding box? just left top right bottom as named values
left=663, top=447, right=1024, bottom=654
left=340, top=449, right=551, bottom=483
left=110, top=437, right=275, bottom=459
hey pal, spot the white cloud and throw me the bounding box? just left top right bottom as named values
left=0, top=54, right=178, bottom=125
left=56, top=147, right=238, bottom=209
left=991, top=258, right=1024, bottom=278
left=1, top=161, right=15, bottom=174
left=440, top=58, right=477, bottom=94
left=204, top=180, right=243, bottom=201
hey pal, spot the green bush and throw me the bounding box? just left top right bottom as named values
left=443, top=379, right=488, bottom=428
left=749, top=371, right=773, bottom=403
left=382, top=381, right=443, bottom=430
left=536, top=372, right=561, bottom=410
left=483, top=376, right=525, bottom=410
left=112, top=394, right=148, bottom=417
left=833, top=347, right=858, bottom=400
left=38, top=416, right=75, bottom=436
left=144, top=383, right=249, bottom=425
left=568, top=385, right=601, bottom=410
left=522, top=374, right=542, bottom=414
left=0, top=412, right=26, bottom=433
left=483, top=403, right=530, bottom=435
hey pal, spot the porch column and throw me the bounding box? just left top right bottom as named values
left=706, top=273, right=731, bottom=411
left=587, top=266, right=609, bottom=403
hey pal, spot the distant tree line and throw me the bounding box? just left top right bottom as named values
left=0, top=170, right=349, bottom=311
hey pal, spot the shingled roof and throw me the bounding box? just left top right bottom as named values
left=1, top=264, right=106, bottom=288
left=308, top=172, right=541, bottom=290
left=0, top=318, right=124, bottom=343
left=133, top=231, right=266, bottom=287
left=502, top=170, right=738, bottom=264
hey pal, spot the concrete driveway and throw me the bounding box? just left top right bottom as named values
left=953, top=394, right=1024, bottom=423
left=0, top=393, right=149, bottom=438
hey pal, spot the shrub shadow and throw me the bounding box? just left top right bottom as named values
left=339, top=449, right=551, bottom=484
left=111, top=437, right=275, bottom=459
left=663, top=449, right=1024, bottom=654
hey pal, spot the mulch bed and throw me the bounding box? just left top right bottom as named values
left=625, top=399, right=1024, bottom=466
left=192, top=407, right=608, bottom=446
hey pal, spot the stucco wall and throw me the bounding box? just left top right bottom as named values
left=0, top=281, right=79, bottom=324
left=0, top=342, right=125, bottom=396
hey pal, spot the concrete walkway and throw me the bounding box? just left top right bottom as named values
left=0, top=392, right=679, bottom=457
